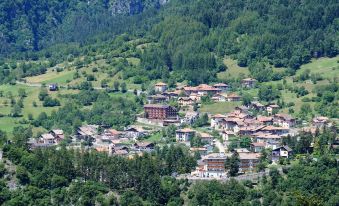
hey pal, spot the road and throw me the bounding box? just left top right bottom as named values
left=214, top=139, right=226, bottom=153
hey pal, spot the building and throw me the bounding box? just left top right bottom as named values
left=50, top=129, right=65, bottom=143
left=147, top=94, right=168, bottom=104
left=200, top=153, right=232, bottom=178
left=272, top=146, right=293, bottom=162
left=199, top=132, right=214, bottom=144
left=312, top=116, right=330, bottom=128
left=211, top=114, right=227, bottom=129
left=239, top=152, right=261, bottom=173
left=266, top=104, right=280, bottom=115
left=77, top=125, right=99, bottom=140
left=154, top=82, right=168, bottom=93
left=226, top=93, right=241, bottom=102
left=273, top=113, right=296, bottom=128
left=181, top=111, right=199, bottom=125
left=257, top=116, right=273, bottom=125
left=190, top=147, right=208, bottom=156
left=49, top=83, right=58, bottom=91
left=134, top=142, right=155, bottom=152
left=213, top=83, right=229, bottom=92
left=250, top=142, right=266, bottom=153
left=242, top=78, right=257, bottom=88
left=221, top=130, right=236, bottom=141
left=177, top=97, right=196, bottom=106
left=250, top=101, right=265, bottom=111
left=144, top=104, right=178, bottom=120
left=124, top=126, right=149, bottom=140
left=176, top=128, right=196, bottom=142
left=184, top=84, right=221, bottom=95
left=40, top=133, right=56, bottom=144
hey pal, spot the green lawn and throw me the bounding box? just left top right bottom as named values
left=295, top=56, right=339, bottom=79
left=200, top=101, right=242, bottom=114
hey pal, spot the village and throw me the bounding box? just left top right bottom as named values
left=28, top=79, right=336, bottom=180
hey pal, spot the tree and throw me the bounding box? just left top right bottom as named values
left=16, top=166, right=30, bottom=185
left=38, top=88, right=48, bottom=101
left=10, top=104, right=22, bottom=117
left=242, top=93, right=253, bottom=106
left=225, top=152, right=240, bottom=176
left=113, top=81, right=120, bottom=91
left=18, top=88, right=26, bottom=98
left=121, top=82, right=127, bottom=93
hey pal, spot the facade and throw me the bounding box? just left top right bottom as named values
left=178, top=97, right=196, bottom=106
left=251, top=142, right=266, bottom=153
left=154, top=82, right=168, bottom=93
left=211, top=114, right=227, bottom=130
left=272, top=146, right=292, bottom=162
left=242, top=78, right=257, bottom=88
left=147, top=94, right=168, bottom=104
left=213, top=83, right=229, bottom=92
left=312, top=116, right=330, bottom=128
left=266, top=104, right=280, bottom=115
left=226, top=93, right=241, bottom=102
left=144, top=104, right=178, bottom=120
left=134, top=142, right=155, bottom=152
left=124, top=126, right=148, bottom=140
left=181, top=111, right=199, bottom=125
left=176, top=128, right=196, bottom=142
left=200, top=153, right=231, bottom=178
left=239, top=152, right=261, bottom=173
left=184, top=84, right=221, bottom=95
left=274, top=113, right=296, bottom=128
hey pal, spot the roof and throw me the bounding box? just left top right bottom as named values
left=273, top=145, right=292, bottom=152
left=257, top=116, right=273, bottom=122
left=199, top=132, right=213, bottom=139
left=251, top=142, right=266, bottom=147
left=178, top=97, right=194, bottom=101
left=267, top=104, right=280, bottom=108
left=239, top=152, right=261, bottom=160
left=234, top=148, right=250, bottom=153
left=52, top=129, right=63, bottom=135
left=275, top=113, right=295, bottom=121
left=155, top=82, right=167, bottom=86
left=261, top=125, right=289, bottom=131
left=190, top=147, right=207, bottom=152
left=144, top=104, right=170, bottom=109
left=202, top=153, right=232, bottom=160
left=176, top=128, right=195, bottom=133
left=108, top=129, right=122, bottom=136
left=242, top=78, right=257, bottom=82
left=213, top=83, right=228, bottom=87
left=313, top=116, right=329, bottom=123
left=41, top=133, right=55, bottom=140
left=212, top=114, right=227, bottom=118
left=135, top=142, right=154, bottom=147
left=251, top=101, right=264, bottom=107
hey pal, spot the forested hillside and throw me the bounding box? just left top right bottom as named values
left=1, top=0, right=338, bottom=85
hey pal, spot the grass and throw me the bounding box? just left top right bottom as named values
left=145, top=131, right=162, bottom=143
left=200, top=101, right=242, bottom=114
left=217, top=57, right=250, bottom=81
left=0, top=84, right=78, bottom=135
left=295, top=56, right=339, bottom=79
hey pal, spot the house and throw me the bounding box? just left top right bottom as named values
left=260, top=125, right=289, bottom=135
left=226, top=93, right=241, bottom=102
left=50, top=129, right=64, bottom=143
left=266, top=104, right=280, bottom=115
left=106, top=129, right=123, bottom=139
left=211, top=114, right=227, bottom=130
left=242, top=78, right=257, bottom=88
left=162, top=90, right=180, bottom=99
left=109, top=144, right=130, bottom=156
left=134, top=142, right=155, bottom=152
left=77, top=125, right=99, bottom=140
left=252, top=131, right=282, bottom=146
left=176, top=128, right=196, bottom=142
left=238, top=152, right=261, bottom=173
left=181, top=111, right=199, bottom=125
left=234, top=148, right=250, bottom=153
left=199, top=153, right=232, bottom=178
left=273, top=113, right=296, bottom=128
left=221, top=130, right=236, bottom=141
left=124, top=126, right=149, bottom=140
left=272, top=146, right=293, bottom=162
left=40, top=133, right=56, bottom=144
left=49, top=83, right=58, bottom=91
left=251, top=142, right=266, bottom=153
left=199, top=132, right=214, bottom=144
left=27, top=138, right=54, bottom=149
left=184, top=84, right=221, bottom=95
left=154, top=82, right=168, bottom=93
left=178, top=97, right=196, bottom=106
left=257, top=116, right=273, bottom=125
left=144, top=104, right=178, bottom=120
left=147, top=94, right=168, bottom=104
left=312, top=116, right=330, bottom=128
left=250, top=101, right=265, bottom=111
left=190, top=147, right=208, bottom=156
left=213, top=83, right=229, bottom=92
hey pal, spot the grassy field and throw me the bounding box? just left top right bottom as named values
left=0, top=84, right=78, bottom=134
left=295, top=56, right=339, bottom=79
left=217, top=57, right=250, bottom=81
left=200, top=101, right=242, bottom=114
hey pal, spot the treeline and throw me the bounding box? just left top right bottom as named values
left=1, top=139, right=196, bottom=205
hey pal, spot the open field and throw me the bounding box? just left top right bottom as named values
left=217, top=57, right=250, bottom=80
left=200, top=102, right=242, bottom=114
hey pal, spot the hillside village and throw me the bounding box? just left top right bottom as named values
left=28, top=79, right=337, bottom=179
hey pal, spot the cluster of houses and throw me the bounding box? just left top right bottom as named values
left=26, top=79, right=336, bottom=179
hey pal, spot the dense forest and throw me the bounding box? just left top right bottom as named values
left=0, top=129, right=337, bottom=205
left=1, top=0, right=338, bottom=84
